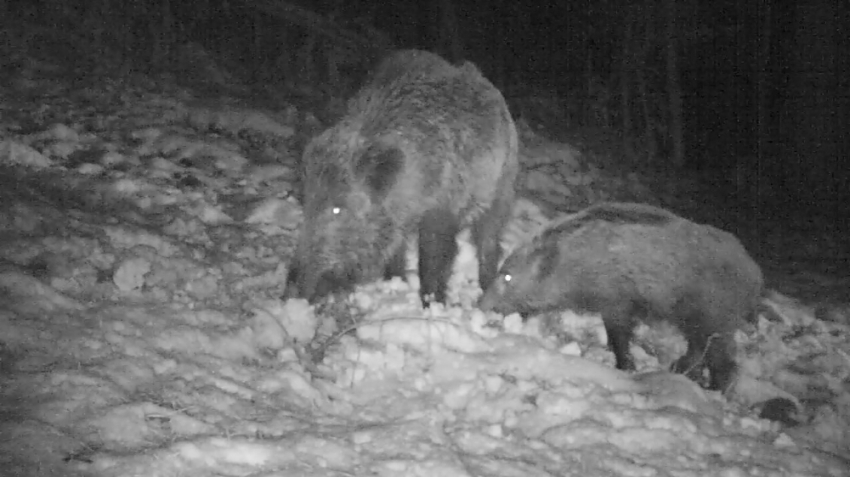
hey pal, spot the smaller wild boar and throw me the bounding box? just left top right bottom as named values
left=478, top=201, right=764, bottom=393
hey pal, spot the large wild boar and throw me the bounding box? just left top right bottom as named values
left=286, top=49, right=519, bottom=307
left=479, top=201, right=764, bottom=392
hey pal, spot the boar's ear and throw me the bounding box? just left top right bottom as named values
left=534, top=242, right=560, bottom=279
left=355, top=142, right=404, bottom=200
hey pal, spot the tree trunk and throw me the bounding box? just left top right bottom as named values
left=756, top=0, right=772, bottom=161
left=620, top=15, right=635, bottom=161
left=432, top=0, right=463, bottom=62
left=636, top=11, right=657, bottom=162
left=152, top=0, right=176, bottom=67
left=788, top=1, right=838, bottom=202
left=493, top=0, right=508, bottom=87
left=585, top=45, right=594, bottom=127
left=488, top=0, right=502, bottom=86
left=664, top=0, right=685, bottom=167
left=636, top=60, right=656, bottom=161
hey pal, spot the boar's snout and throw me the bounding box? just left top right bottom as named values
left=284, top=260, right=355, bottom=303
left=283, top=262, right=319, bottom=302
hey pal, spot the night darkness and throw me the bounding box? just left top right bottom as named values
left=2, top=0, right=849, bottom=209
left=4, top=2, right=850, bottom=470
left=377, top=0, right=850, bottom=205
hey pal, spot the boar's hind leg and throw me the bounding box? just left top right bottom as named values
left=673, top=322, right=738, bottom=392
left=706, top=334, right=738, bottom=392
left=418, top=208, right=459, bottom=306
left=472, top=192, right=515, bottom=290
left=601, top=301, right=642, bottom=371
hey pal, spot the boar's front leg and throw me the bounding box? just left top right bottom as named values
left=418, top=208, right=459, bottom=306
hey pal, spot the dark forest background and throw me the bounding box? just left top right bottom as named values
left=1, top=0, right=847, bottom=213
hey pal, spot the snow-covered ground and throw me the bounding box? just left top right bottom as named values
left=1, top=52, right=849, bottom=477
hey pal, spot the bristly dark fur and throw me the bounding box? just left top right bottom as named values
left=286, top=49, right=519, bottom=307
left=540, top=202, right=675, bottom=245
left=479, top=201, right=764, bottom=393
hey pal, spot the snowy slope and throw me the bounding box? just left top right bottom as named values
left=1, top=257, right=848, bottom=476
left=0, top=42, right=849, bottom=477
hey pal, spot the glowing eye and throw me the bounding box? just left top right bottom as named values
left=503, top=274, right=513, bottom=283
left=331, top=207, right=341, bottom=215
